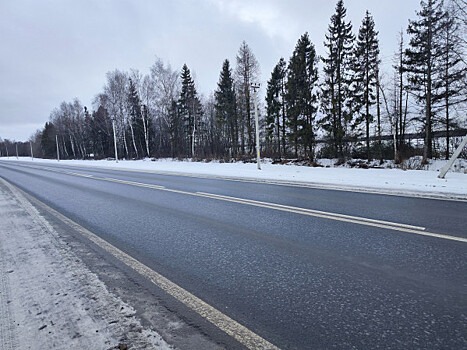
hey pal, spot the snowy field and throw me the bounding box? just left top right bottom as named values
left=1, top=156, right=466, bottom=199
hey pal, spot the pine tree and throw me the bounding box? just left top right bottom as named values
left=286, top=33, right=319, bottom=160
left=352, top=11, right=380, bottom=161
left=215, top=59, right=238, bottom=157
left=405, top=0, right=446, bottom=162
left=178, top=64, right=202, bottom=158
left=320, top=0, right=355, bottom=160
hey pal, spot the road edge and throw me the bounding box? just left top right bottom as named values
left=2, top=159, right=465, bottom=202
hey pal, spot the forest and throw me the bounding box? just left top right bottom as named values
left=2, top=0, right=466, bottom=164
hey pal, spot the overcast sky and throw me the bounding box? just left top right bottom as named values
left=0, top=0, right=421, bottom=141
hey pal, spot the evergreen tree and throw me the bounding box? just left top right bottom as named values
left=352, top=11, right=380, bottom=160
left=320, top=0, right=355, bottom=160
left=178, top=64, right=202, bottom=158
left=286, top=33, right=320, bottom=160
left=215, top=59, right=238, bottom=157
left=40, top=122, right=57, bottom=159
left=265, top=58, right=287, bottom=158
left=405, top=0, right=446, bottom=161
left=91, top=105, right=112, bottom=158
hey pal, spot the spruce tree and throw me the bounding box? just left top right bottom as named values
left=40, top=122, right=57, bottom=159
left=320, top=0, right=355, bottom=160
left=215, top=59, right=237, bottom=157
left=265, top=58, right=287, bottom=158
left=286, top=33, right=319, bottom=160
left=91, top=105, right=112, bottom=158
left=405, top=0, right=446, bottom=162
left=178, top=64, right=202, bottom=158
left=352, top=11, right=380, bottom=161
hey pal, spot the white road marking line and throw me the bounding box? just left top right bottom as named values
left=76, top=172, right=466, bottom=243
left=101, top=177, right=165, bottom=190
left=2, top=179, right=278, bottom=350
left=196, top=192, right=426, bottom=230
left=54, top=171, right=467, bottom=243
left=194, top=192, right=467, bottom=243
left=6, top=163, right=466, bottom=244
left=3, top=160, right=467, bottom=202
left=65, top=172, right=166, bottom=190
left=65, top=171, right=94, bottom=178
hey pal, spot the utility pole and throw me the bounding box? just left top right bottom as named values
left=30, top=141, right=34, bottom=161
left=16, top=143, right=18, bottom=159
left=56, top=135, right=60, bottom=161
left=251, top=83, right=261, bottom=170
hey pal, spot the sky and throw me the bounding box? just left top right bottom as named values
left=0, top=0, right=422, bottom=142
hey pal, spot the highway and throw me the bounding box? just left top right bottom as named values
left=0, top=160, right=466, bottom=349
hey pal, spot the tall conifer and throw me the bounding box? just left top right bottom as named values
left=405, top=0, right=446, bottom=161
left=286, top=33, right=319, bottom=160
left=265, top=58, right=287, bottom=158
left=352, top=11, right=380, bottom=160
left=320, top=0, right=355, bottom=159
left=179, top=64, right=202, bottom=157
left=215, top=59, right=237, bottom=157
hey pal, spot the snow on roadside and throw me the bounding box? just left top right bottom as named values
left=1, top=157, right=466, bottom=198
left=0, top=179, right=172, bottom=350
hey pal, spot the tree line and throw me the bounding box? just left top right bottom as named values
left=4, top=0, right=465, bottom=163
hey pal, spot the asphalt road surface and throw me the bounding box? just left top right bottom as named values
left=0, top=160, right=466, bottom=349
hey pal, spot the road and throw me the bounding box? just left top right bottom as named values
left=0, top=160, right=466, bottom=349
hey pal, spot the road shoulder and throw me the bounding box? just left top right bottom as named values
left=0, top=178, right=175, bottom=349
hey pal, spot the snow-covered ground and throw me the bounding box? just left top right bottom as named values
left=1, top=156, right=466, bottom=199
left=0, top=178, right=172, bottom=350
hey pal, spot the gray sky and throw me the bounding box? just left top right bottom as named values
left=0, top=0, right=421, bottom=141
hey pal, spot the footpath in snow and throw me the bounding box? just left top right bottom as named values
left=2, top=157, right=466, bottom=199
